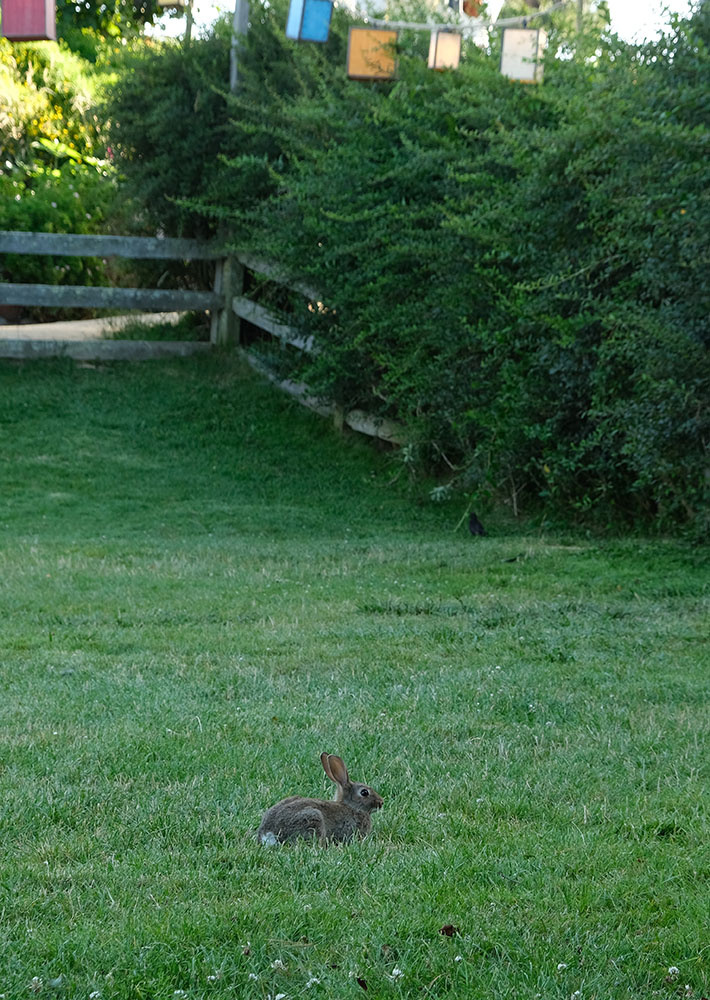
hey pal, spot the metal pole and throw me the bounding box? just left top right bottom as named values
left=216, top=0, right=251, bottom=347
left=184, top=0, right=194, bottom=46
left=229, top=0, right=250, bottom=92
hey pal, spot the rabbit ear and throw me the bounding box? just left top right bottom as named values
left=325, top=755, right=349, bottom=786
left=320, top=752, right=335, bottom=781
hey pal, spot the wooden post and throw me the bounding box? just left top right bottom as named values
left=333, top=404, right=345, bottom=433
left=210, top=255, right=244, bottom=346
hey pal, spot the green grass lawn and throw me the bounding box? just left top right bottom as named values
left=0, top=354, right=707, bottom=1000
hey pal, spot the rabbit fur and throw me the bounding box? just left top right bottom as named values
left=257, top=752, right=383, bottom=845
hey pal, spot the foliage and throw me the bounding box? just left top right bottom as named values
left=76, top=4, right=710, bottom=530
left=105, top=311, right=209, bottom=339
left=56, top=0, right=161, bottom=58
left=224, top=4, right=707, bottom=532
left=0, top=37, right=108, bottom=168
left=498, top=0, right=611, bottom=53
left=0, top=161, right=114, bottom=288
left=0, top=354, right=707, bottom=998
left=57, top=0, right=160, bottom=34
left=103, top=26, right=232, bottom=238
left=0, top=36, right=117, bottom=295
left=103, top=2, right=357, bottom=236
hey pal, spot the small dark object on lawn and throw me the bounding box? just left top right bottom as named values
left=439, top=924, right=461, bottom=937
left=468, top=511, right=486, bottom=536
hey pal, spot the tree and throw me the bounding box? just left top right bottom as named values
left=57, top=0, right=161, bottom=47
left=498, top=0, right=611, bottom=50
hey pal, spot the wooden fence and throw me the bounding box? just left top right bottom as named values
left=0, top=230, right=403, bottom=444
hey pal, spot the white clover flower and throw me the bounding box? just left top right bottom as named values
left=248, top=973, right=259, bottom=981
left=454, top=955, right=463, bottom=963
left=557, top=963, right=568, bottom=971
left=89, top=993, right=101, bottom=999
left=271, top=959, right=287, bottom=970
left=571, top=991, right=582, bottom=1000
left=388, top=968, right=404, bottom=980
left=668, top=967, right=680, bottom=978
left=305, top=977, right=321, bottom=988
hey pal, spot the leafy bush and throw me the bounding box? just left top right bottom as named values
left=0, top=36, right=119, bottom=305
left=103, top=28, right=233, bottom=238
left=55, top=0, right=161, bottom=59
left=0, top=161, right=115, bottom=290
left=103, top=1, right=359, bottom=236
left=101, top=3, right=709, bottom=532
left=0, top=37, right=110, bottom=168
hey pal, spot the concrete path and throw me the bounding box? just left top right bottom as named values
left=0, top=312, right=212, bottom=360
left=0, top=312, right=184, bottom=341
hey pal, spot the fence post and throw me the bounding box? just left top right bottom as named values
left=210, top=255, right=243, bottom=346
left=333, top=404, right=345, bottom=433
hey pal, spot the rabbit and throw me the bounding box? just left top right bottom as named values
left=257, top=752, right=383, bottom=845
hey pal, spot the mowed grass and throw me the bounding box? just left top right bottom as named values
left=0, top=354, right=707, bottom=1000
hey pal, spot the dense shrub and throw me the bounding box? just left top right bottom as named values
left=0, top=37, right=109, bottom=167
left=103, top=26, right=237, bottom=238
left=103, top=3, right=356, bottom=236
left=0, top=35, right=117, bottom=297
left=102, top=3, right=709, bottom=532
left=0, top=161, right=114, bottom=290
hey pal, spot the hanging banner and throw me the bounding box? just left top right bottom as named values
left=428, top=30, right=462, bottom=70
left=286, top=0, right=333, bottom=42
left=1, top=0, right=56, bottom=41
left=347, top=27, right=398, bottom=79
left=500, top=27, right=546, bottom=83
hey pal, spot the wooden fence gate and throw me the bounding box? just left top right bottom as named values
left=0, top=229, right=404, bottom=443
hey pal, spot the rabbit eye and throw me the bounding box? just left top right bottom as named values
left=360, top=789, right=370, bottom=797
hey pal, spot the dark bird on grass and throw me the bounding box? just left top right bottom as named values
left=468, top=511, right=486, bottom=536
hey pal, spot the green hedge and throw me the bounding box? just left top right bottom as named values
left=104, top=3, right=710, bottom=533
left=0, top=36, right=116, bottom=297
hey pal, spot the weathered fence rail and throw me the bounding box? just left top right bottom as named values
left=0, top=230, right=230, bottom=343
left=0, top=231, right=221, bottom=260
left=0, top=230, right=404, bottom=443
left=0, top=282, right=219, bottom=313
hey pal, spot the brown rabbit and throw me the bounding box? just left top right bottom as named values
left=257, top=752, right=383, bottom=845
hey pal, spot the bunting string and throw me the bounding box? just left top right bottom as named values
left=356, top=0, right=570, bottom=35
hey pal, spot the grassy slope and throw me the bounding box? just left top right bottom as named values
left=0, top=355, right=707, bottom=1000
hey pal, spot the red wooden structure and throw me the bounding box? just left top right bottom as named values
left=1, top=0, right=56, bottom=41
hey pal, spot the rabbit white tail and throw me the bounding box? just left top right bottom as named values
left=259, top=831, right=279, bottom=846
